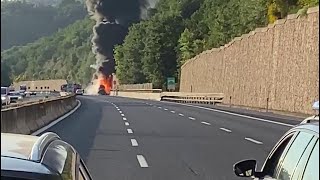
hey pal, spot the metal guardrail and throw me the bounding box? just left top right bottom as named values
left=112, top=89, right=162, bottom=93
left=160, top=92, right=224, bottom=105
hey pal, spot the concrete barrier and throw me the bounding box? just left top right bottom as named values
left=111, top=91, right=162, bottom=101
left=1, top=95, right=77, bottom=135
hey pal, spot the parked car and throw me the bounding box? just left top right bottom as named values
left=233, top=114, right=319, bottom=179
left=1, top=87, right=10, bottom=106
left=8, top=91, right=23, bottom=103
left=76, top=89, right=84, bottom=95
left=1, top=132, right=93, bottom=180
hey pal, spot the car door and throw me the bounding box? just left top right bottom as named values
left=301, top=139, right=319, bottom=180
left=261, top=131, right=297, bottom=178
left=275, top=131, right=315, bottom=180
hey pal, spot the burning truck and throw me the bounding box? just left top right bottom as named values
left=98, top=75, right=113, bottom=95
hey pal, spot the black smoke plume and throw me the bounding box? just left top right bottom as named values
left=85, top=0, right=148, bottom=79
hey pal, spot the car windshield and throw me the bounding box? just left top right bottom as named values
left=9, top=92, right=20, bottom=96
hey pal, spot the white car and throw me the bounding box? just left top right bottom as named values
left=76, top=89, right=84, bottom=95
left=8, top=91, right=23, bottom=103
left=1, top=87, right=11, bottom=106
left=300, top=101, right=319, bottom=124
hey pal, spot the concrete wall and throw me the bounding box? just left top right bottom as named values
left=112, top=91, right=161, bottom=101
left=180, top=7, right=319, bottom=115
left=117, top=83, right=153, bottom=90
left=1, top=95, right=77, bottom=134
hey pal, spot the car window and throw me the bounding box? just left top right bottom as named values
left=291, top=137, right=318, bottom=180
left=262, top=133, right=295, bottom=177
left=79, top=161, right=91, bottom=180
left=302, top=139, right=319, bottom=180
left=277, top=132, right=314, bottom=180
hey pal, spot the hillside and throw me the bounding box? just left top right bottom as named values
left=1, top=0, right=318, bottom=87
left=1, top=18, right=95, bottom=86
left=1, top=0, right=87, bottom=50
left=114, top=0, right=318, bottom=88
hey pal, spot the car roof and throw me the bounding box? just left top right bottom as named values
left=1, top=132, right=60, bottom=162
left=1, top=132, right=77, bottom=176
left=1, top=133, right=39, bottom=160
left=293, top=122, right=319, bottom=135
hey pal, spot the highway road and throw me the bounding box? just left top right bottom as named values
left=40, top=95, right=301, bottom=180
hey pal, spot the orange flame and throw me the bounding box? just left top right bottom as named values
left=99, top=74, right=112, bottom=95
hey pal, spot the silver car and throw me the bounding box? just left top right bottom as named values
left=233, top=122, right=319, bottom=180
left=1, top=132, right=93, bottom=180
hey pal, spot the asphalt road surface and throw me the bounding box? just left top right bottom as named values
left=40, top=95, right=300, bottom=180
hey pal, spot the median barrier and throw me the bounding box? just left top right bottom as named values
left=111, top=89, right=224, bottom=104
left=1, top=95, right=77, bottom=135
left=160, top=92, right=224, bottom=105
left=111, top=90, right=162, bottom=101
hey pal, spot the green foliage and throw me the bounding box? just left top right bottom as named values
left=1, top=18, right=96, bottom=86
left=1, top=0, right=87, bottom=50
left=267, top=0, right=318, bottom=23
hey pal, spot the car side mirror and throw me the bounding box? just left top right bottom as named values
left=233, top=159, right=257, bottom=177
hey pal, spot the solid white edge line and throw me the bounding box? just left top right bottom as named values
left=125, top=122, right=130, bottom=126
left=188, top=117, right=196, bottom=120
left=201, top=121, right=211, bottom=125
left=161, top=101, right=294, bottom=127
left=31, top=100, right=82, bottom=136
left=219, top=127, right=232, bottom=133
left=131, top=139, right=138, bottom=146
left=127, top=129, right=133, bottom=134
left=123, top=117, right=127, bottom=121
left=137, top=155, right=149, bottom=168
left=179, top=113, right=184, bottom=116
left=245, top=137, right=263, bottom=145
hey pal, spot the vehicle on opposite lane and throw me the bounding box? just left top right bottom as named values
left=76, top=89, right=84, bottom=95
left=234, top=121, right=319, bottom=180
left=8, top=91, right=23, bottom=103
left=1, top=132, right=93, bottom=180
left=1, top=87, right=10, bottom=106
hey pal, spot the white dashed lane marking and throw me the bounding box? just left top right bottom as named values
left=170, top=111, right=175, bottom=113
left=201, top=121, right=211, bottom=126
left=219, top=128, right=232, bottom=133
left=131, top=139, right=138, bottom=147
left=179, top=113, right=184, bottom=117
left=121, top=114, right=125, bottom=117
left=127, top=129, right=133, bottom=134
left=188, top=117, right=196, bottom=120
left=158, top=107, right=162, bottom=109
left=123, top=117, right=127, bottom=121
left=125, top=122, right=130, bottom=126
left=137, top=155, right=149, bottom=168
left=164, top=108, right=168, bottom=111
left=119, top=111, right=122, bottom=113
left=245, top=137, right=263, bottom=145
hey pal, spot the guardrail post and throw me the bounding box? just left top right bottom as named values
left=266, top=97, right=269, bottom=112
left=229, top=96, right=232, bottom=107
